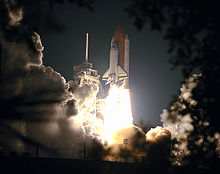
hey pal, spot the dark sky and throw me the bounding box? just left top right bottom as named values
left=40, top=0, right=183, bottom=126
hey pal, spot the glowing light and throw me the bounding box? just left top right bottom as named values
left=102, top=85, right=133, bottom=144
left=70, top=85, right=133, bottom=145
left=146, top=126, right=171, bottom=143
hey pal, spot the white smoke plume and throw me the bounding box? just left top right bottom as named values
left=160, top=74, right=220, bottom=165
left=0, top=0, right=81, bottom=157
left=160, top=74, right=200, bottom=165
left=146, top=126, right=171, bottom=144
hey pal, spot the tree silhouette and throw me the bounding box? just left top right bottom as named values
left=0, top=0, right=94, bottom=34
left=126, top=0, right=220, bottom=134
left=161, top=74, right=219, bottom=172
left=126, top=0, right=220, bottom=171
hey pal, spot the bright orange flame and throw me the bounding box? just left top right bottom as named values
left=70, top=85, right=134, bottom=145
left=102, top=85, right=133, bottom=144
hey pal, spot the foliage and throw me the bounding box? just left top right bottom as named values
left=161, top=74, right=219, bottom=171
left=126, top=1, right=220, bottom=169
left=126, top=0, right=220, bottom=75
left=0, top=0, right=94, bottom=33
left=126, top=0, right=220, bottom=134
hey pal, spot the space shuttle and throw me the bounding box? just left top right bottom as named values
left=103, top=26, right=130, bottom=88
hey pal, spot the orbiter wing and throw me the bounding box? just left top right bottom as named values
left=102, top=68, right=110, bottom=80
left=117, top=66, right=127, bottom=77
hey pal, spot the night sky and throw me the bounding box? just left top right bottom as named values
left=40, top=0, right=183, bottom=126
left=1, top=0, right=219, bottom=170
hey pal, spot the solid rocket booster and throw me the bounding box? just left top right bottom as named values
left=103, top=26, right=129, bottom=87
left=124, top=34, right=129, bottom=88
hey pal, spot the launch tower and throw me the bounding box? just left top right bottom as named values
left=73, top=33, right=104, bottom=115
left=73, top=33, right=100, bottom=86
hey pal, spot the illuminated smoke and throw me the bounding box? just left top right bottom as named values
left=69, top=81, right=172, bottom=162
left=69, top=82, right=104, bottom=140
left=159, top=74, right=220, bottom=166
left=103, top=126, right=147, bottom=162
left=160, top=74, right=200, bottom=165
left=0, top=1, right=77, bottom=156
left=146, top=126, right=171, bottom=143
left=69, top=84, right=134, bottom=144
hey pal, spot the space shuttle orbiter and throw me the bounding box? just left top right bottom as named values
left=103, top=26, right=130, bottom=87
left=102, top=37, right=127, bottom=86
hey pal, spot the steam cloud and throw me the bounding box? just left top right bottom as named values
left=160, top=75, right=200, bottom=165
left=103, top=126, right=171, bottom=164
left=160, top=74, right=220, bottom=165
left=0, top=0, right=81, bottom=157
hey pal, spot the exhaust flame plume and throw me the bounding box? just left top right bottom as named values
left=102, top=85, right=133, bottom=144
left=70, top=85, right=133, bottom=145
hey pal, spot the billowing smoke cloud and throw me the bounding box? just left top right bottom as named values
left=103, top=126, right=147, bottom=162
left=160, top=74, right=220, bottom=165
left=1, top=26, right=73, bottom=122
left=68, top=79, right=172, bottom=163
left=160, top=74, right=200, bottom=165
left=101, top=126, right=171, bottom=164
left=0, top=0, right=114, bottom=160
left=0, top=0, right=80, bottom=156
left=146, top=126, right=171, bottom=144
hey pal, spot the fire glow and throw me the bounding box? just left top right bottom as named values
left=71, top=85, right=134, bottom=146
left=102, top=85, right=133, bottom=145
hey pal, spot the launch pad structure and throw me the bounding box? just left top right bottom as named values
left=73, top=33, right=104, bottom=115
left=73, top=26, right=130, bottom=88
left=73, top=61, right=100, bottom=86
left=73, top=33, right=100, bottom=87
